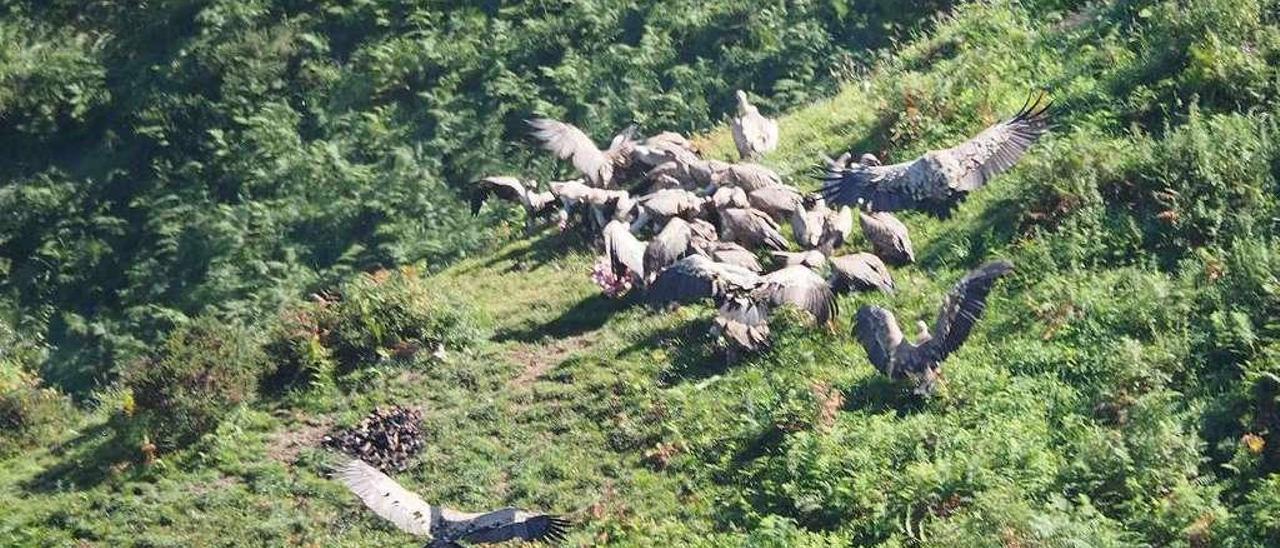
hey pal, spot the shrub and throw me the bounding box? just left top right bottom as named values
left=326, top=268, right=483, bottom=369
left=262, top=267, right=483, bottom=394
left=122, top=316, right=266, bottom=450
left=0, top=369, right=74, bottom=457
left=0, top=318, right=74, bottom=456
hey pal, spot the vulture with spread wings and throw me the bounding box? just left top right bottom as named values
left=528, top=118, right=637, bottom=188
left=470, top=176, right=558, bottom=233
left=854, top=260, right=1013, bottom=395
left=821, top=94, right=1051, bottom=217
left=335, top=459, right=569, bottom=547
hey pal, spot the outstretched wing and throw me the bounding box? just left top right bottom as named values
left=714, top=294, right=772, bottom=351
left=854, top=306, right=904, bottom=376
left=822, top=93, right=1051, bottom=214
left=819, top=161, right=916, bottom=212
left=335, top=459, right=435, bottom=537
left=528, top=118, right=609, bottom=184
left=451, top=509, right=570, bottom=545
left=925, top=259, right=1014, bottom=362
left=938, top=93, right=1052, bottom=191
left=471, top=177, right=526, bottom=216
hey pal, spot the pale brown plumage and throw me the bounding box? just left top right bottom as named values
left=822, top=93, right=1052, bottom=217
left=603, top=219, right=647, bottom=283
left=709, top=241, right=763, bottom=273
left=710, top=162, right=783, bottom=192
left=730, top=90, right=779, bottom=161
left=528, top=118, right=636, bottom=188
left=855, top=260, right=1013, bottom=395
left=859, top=211, right=915, bottom=265
left=747, top=185, right=802, bottom=222
left=828, top=252, right=895, bottom=294
left=335, top=459, right=569, bottom=546
left=720, top=207, right=789, bottom=252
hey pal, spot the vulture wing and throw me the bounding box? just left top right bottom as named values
left=822, top=93, right=1050, bottom=215
left=829, top=253, right=895, bottom=294
left=528, top=118, right=610, bottom=185
left=712, top=163, right=782, bottom=191
left=603, top=220, right=646, bottom=280
left=714, top=294, right=772, bottom=351
left=448, top=508, right=570, bottom=545
left=335, top=459, right=435, bottom=537
left=819, top=160, right=915, bottom=212
left=937, top=93, right=1052, bottom=192
left=644, top=217, right=693, bottom=280
left=710, top=242, right=762, bottom=273
left=646, top=255, right=720, bottom=308
left=854, top=306, right=904, bottom=376
left=748, top=185, right=802, bottom=221
left=471, top=177, right=527, bottom=216
left=924, top=260, right=1014, bottom=362
left=758, top=265, right=837, bottom=324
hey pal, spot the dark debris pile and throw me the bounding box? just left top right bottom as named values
left=323, top=406, right=425, bottom=472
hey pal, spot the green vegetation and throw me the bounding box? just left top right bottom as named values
left=3, top=0, right=1280, bottom=546
left=0, top=0, right=940, bottom=394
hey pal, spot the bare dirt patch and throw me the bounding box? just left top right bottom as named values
left=267, top=416, right=334, bottom=465
left=508, top=333, right=598, bottom=388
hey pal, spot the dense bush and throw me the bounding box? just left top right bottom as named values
left=263, top=268, right=482, bottom=394
left=122, top=316, right=266, bottom=450
left=0, top=319, right=73, bottom=456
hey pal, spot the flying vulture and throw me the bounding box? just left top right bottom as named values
left=821, top=94, right=1052, bottom=217
left=854, top=260, right=1014, bottom=395
left=730, top=90, right=780, bottom=161
left=528, top=118, right=637, bottom=188
left=859, top=211, right=915, bottom=265
left=335, top=459, right=569, bottom=547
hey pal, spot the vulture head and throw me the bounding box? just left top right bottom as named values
left=801, top=193, right=822, bottom=210
left=735, top=89, right=750, bottom=112
left=858, top=153, right=882, bottom=166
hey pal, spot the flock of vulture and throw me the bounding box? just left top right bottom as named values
left=336, top=91, right=1052, bottom=545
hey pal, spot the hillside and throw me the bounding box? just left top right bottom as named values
left=4, top=0, right=1280, bottom=546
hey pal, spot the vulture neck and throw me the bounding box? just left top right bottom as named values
left=915, top=320, right=932, bottom=344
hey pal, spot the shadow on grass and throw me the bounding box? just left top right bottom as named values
left=479, top=226, right=591, bottom=272
left=492, top=292, right=622, bottom=343
left=916, top=194, right=1023, bottom=270
left=841, top=375, right=930, bottom=417
left=613, top=316, right=725, bottom=386
left=23, top=422, right=135, bottom=493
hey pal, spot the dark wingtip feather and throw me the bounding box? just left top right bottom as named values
left=536, top=515, right=572, bottom=544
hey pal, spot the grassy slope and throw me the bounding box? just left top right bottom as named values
left=4, top=1, right=1280, bottom=546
